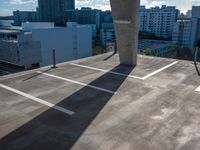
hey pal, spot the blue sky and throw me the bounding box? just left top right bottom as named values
left=0, top=0, right=200, bottom=16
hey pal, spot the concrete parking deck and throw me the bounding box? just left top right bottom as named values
left=0, top=53, right=200, bottom=150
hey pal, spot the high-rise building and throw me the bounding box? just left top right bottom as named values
left=100, top=10, right=114, bottom=30
left=65, top=0, right=75, bottom=10
left=172, top=19, right=192, bottom=47
left=190, top=6, right=200, bottom=50
left=13, top=10, right=37, bottom=26
left=101, top=10, right=113, bottom=24
left=186, top=10, right=192, bottom=18
left=99, top=11, right=114, bottom=45
left=139, top=5, right=179, bottom=37
left=100, top=28, right=115, bottom=45
left=65, top=7, right=101, bottom=29
left=37, top=0, right=75, bottom=26
left=172, top=6, right=200, bottom=53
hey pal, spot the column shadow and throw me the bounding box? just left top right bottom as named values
left=194, top=62, right=200, bottom=76
left=22, top=68, right=53, bottom=82
left=0, top=65, right=134, bottom=150
left=103, top=52, right=116, bottom=61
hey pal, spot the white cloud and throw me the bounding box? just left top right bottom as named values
left=7, top=0, right=200, bottom=12
left=0, top=8, right=12, bottom=16
left=75, top=0, right=166, bottom=10
left=141, top=0, right=166, bottom=7
left=76, top=0, right=110, bottom=10
left=10, top=0, right=37, bottom=4
left=76, top=0, right=200, bottom=12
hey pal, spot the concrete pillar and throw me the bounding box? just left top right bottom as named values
left=110, top=0, right=140, bottom=66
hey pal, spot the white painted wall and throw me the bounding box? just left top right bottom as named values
left=76, top=26, right=92, bottom=58
left=22, top=22, right=54, bottom=32
left=0, top=41, right=18, bottom=64
left=0, top=33, right=42, bottom=66
left=82, top=24, right=97, bottom=38
left=32, top=25, right=92, bottom=67
left=18, top=34, right=42, bottom=65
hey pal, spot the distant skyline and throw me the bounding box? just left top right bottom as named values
left=0, top=0, right=200, bottom=16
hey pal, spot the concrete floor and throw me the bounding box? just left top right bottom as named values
left=0, top=53, right=200, bottom=150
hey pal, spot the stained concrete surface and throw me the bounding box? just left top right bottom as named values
left=0, top=53, right=200, bottom=150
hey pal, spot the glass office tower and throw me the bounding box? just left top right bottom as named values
left=38, top=0, right=75, bottom=26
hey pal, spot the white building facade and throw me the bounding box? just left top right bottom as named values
left=172, top=19, right=192, bottom=47
left=172, top=6, right=200, bottom=53
left=186, top=10, right=192, bottom=18
left=65, top=7, right=101, bottom=30
left=139, top=5, right=179, bottom=37
left=190, top=6, right=200, bottom=51
left=0, top=30, right=42, bottom=68
left=100, top=28, right=115, bottom=46
left=0, top=22, right=92, bottom=68
left=31, top=23, right=92, bottom=67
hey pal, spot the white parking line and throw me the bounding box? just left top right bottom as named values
left=70, top=61, right=178, bottom=80
left=0, top=83, right=75, bottom=115
left=142, top=61, right=179, bottom=80
left=195, top=86, right=200, bottom=92
left=37, top=71, right=117, bottom=94
left=70, top=63, right=143, bottom=80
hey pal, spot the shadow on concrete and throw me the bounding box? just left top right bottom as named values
left=0, top=65, right=134, bottom=150
left=22, top=68, right=53, bottom=82
left=103, top=52, right=116, bottom=61
left=194, top=62, right=200, bottom=76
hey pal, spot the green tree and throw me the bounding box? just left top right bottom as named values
left=145, top=48, right=153, bottom=56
